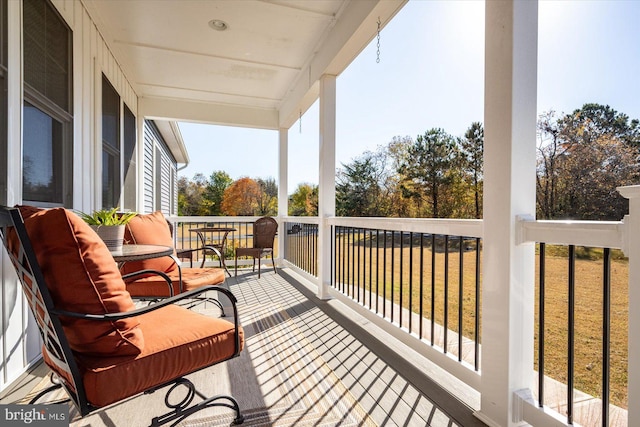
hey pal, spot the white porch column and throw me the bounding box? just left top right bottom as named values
left=278, top=128, right=289, bottom=266
left=6, top=0, right=22, bottom=206
left=317, top=74, right=336, bottom=300
left=618, top=185, right=640, bottom=427
left=478, top=2, right=538, bottom=427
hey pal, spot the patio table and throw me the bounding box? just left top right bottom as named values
left=189, top=227, right=236, bottom=276
left=110, top=244, right=173, bottom=269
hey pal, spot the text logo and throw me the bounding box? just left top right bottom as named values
left=1, top=404, right=68, bottom=426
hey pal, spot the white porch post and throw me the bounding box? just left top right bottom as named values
left=278, top=128, right=289, bottom=266
left=317, top=74, right=336, bottom=300
left=478, top=2, right=538, bottom=426
left=618, top=185, right=640, bottom=427
left=6, top=0, right=22, bottom=206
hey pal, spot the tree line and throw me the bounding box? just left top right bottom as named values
left=178, top=103, right=639, bottom=221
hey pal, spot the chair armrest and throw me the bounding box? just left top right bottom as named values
left=51, top=285, right=237, bottom=320
left=121, top=269, right=175, bottom=297
left=203, top=245, right=223, bottom=257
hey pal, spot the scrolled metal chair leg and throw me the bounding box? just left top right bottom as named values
left=29, top=373, right=70, bottom=405
left=149, top=377, right=243, bottom=426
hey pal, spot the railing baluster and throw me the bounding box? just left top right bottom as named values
left=444, top=235, right=449, bottom=353
left=420, top=233, right=424, bottom=339
left=356, top=228, right=361, bottom=302
left=342, top=226, right=346, bottom=293
left=376, top=229, right=380, bottom=314
left=400, top=231, right=403, bottom=328
left=568, top=244, right=576, bottom=425
left=306, top=223, right=310, bottom=273
left=391, top=231, right=395, bottom=324
left=431, top=233, right=436, bottom=346
left=459, top=236, right=463, bottom=362
left=602, top=247, right=611, bottom=427
left=314, top=224, right=318, bottom=275
left=330, top=225, right=335, bottom=288
left=409, top=232, right=413, bottom=334
left=539, top=242, right=546, bottom=407
left=383, top=230, right=387, bottom=319
left=369, top=229, right=373, bottom=310
left=350, top=227, right=355, bottom=298
left=475, top=237, right=480, bottom=371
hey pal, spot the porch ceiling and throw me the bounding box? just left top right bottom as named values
left=83, top=0, right=407, bottom=129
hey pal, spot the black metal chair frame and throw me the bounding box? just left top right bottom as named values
left=0, top=207, right=244, bottom=426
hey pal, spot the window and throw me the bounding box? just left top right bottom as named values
left=22, top=0, right=73, bottom=206
left=102, top=77, right=138, bottom=210
left=123, top=104, right=137, bottom=211
left=102, top=75, right=120, bottom=208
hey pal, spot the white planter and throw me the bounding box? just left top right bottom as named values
left=90, top=225, right=125, bottom=252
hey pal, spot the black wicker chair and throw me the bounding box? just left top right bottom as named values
left=234, top=217, right=278, bottom=278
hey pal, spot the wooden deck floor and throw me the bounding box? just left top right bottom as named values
left=1, top=267, right=487, bottom=427
left=230, top=267, right=486, bottom=427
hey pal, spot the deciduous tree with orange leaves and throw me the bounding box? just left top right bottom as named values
left=220, top=177, right=262, bottom=215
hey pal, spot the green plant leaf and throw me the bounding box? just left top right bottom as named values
left=76, top=207, right=137, bottom=225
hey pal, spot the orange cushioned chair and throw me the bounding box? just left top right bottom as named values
left=120, top=211, right=226, bottom=299
left=0, top=206, right=244, bottom=425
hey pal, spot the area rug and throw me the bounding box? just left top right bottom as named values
left=20, top=304, right=376, bottom=427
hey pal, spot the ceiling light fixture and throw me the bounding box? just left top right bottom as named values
left=208, top=19, right=228, bottom=31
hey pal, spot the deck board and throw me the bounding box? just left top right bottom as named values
left=231, top=267, right=486, bottom=427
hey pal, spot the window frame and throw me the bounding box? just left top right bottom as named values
left=22, top=0, right=73, bottom=207
left=101, top=74, right=121, bottom=209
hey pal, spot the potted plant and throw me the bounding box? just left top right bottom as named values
left=77, top=207, right=137, bottom=251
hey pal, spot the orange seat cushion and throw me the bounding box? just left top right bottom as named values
left=122, top=211, right=177, bottom=276
left=125, top=267, right=226, bottom=297
left=77, top=305, right=244, bottom=408
left=14, top=206, right=143, bottom=357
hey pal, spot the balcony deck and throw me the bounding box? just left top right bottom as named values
left=3, top=267, right=487, bottom=427
left=229, top=268, right=486, bottom=427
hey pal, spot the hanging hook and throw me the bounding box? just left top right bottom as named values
left=376, top=17, right=381, bottom=63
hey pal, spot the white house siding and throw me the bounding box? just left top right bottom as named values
left=143, top=124, right=155, bottom=214
left=142, top=120, right=177, bottom=215
left=0, top=0, right=139, bottom=393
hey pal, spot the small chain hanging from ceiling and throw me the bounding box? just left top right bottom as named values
left=376, top=17, right=381, bottom=63
left=299, top=110, right=302, bottom=133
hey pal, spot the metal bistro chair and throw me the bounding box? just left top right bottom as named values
left=234, top=217, right=278, bottom=278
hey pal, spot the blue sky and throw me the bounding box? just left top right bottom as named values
left=178, top=0, right=640, bottom=192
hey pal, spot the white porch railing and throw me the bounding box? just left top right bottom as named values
left=171, top=186, right=640, bottom=427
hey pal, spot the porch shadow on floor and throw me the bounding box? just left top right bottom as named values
left=2, top=267, right=487, bottom=427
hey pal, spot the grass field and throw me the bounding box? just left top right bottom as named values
left=333, top=235, right=629, bottom=409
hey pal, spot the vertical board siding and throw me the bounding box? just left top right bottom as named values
left=143, top=120, right=175, bottom=214
left=143, top=124, right=155, bottom=213
left=1, top=0, right=139, bottom=392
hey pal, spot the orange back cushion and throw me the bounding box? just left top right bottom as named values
left=121, top=211, right=177, bottom=275
left=16, top=206, right=144, bottom=357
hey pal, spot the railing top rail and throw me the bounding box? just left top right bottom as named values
left=281, top=216, right=321, bottom=225
left=328, top=217, right=484, bottom=238
left=518, top=216, right=625, bottom=250
left=166, top=216, right=262, bottom=224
